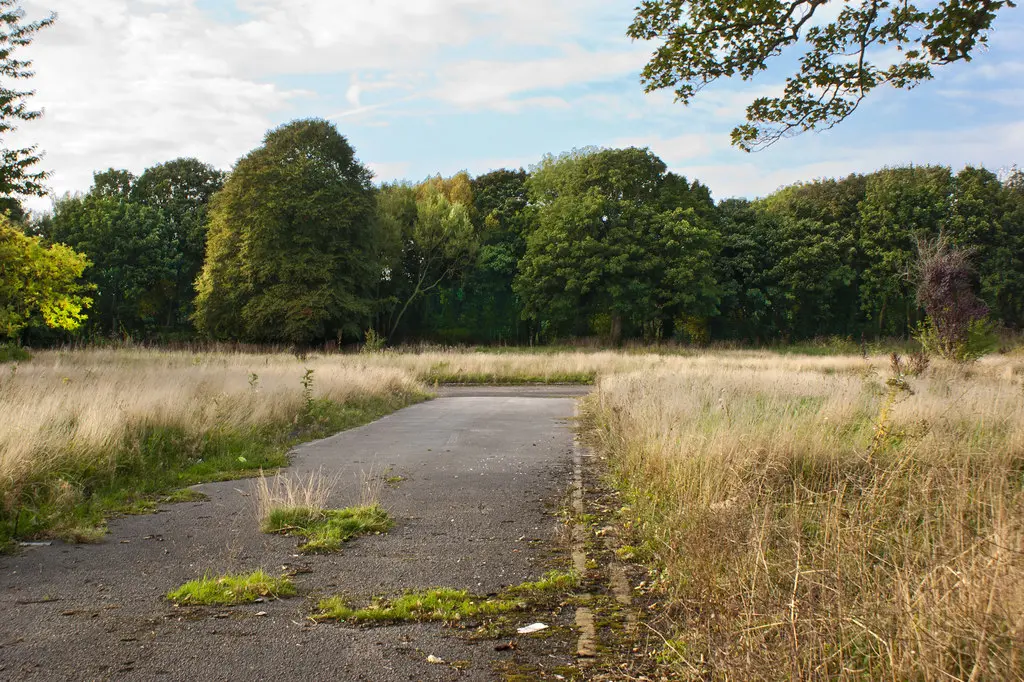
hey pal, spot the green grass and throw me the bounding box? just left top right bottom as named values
left=160, top=488, right=208, bottom=504
left=313, top=569, right=579, bottom=624
left=0, top=344, right=31, bottom=363
left=2, top=394, right=421, bottom=545
left=166, top=570, right=296, bottom=606
left=503, top=570, right=579, bottom=597
left=262, top=504, right=393, bottom=553
left=111, top=488, right=209, bottom=516
left=314, top=588, right=524, bottom=624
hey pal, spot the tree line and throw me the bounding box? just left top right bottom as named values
left=5, top=118, right=1023, bottom=347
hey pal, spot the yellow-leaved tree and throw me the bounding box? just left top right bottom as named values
left=0, top=216, right=92, bottom=341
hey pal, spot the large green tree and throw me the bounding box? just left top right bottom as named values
left=90, top=168, right=136, bottom=200
left=946, top=166, right=1024, bottom=329
left=194, top=119, right=379, bottom=345
left=758, top=175, right=866, bottom=337
left=712, top=199, right=778, bottom=341
left=761, top=213, right=858, bottom=340
left=629, top=0, right=1014, bottom=150
left=515, top=147, right=719, bottom=344
left=713, top=193, right=861, bottom=343
left=713, top=165, right=1023, bottom=343
left=417, top=169, right=531, bottom=344
left=858, top=165, right=952, bottom=336
left=0, top=214, right=90, bottom=340
left=38, top=162, right=222, bottom=337
left=0, top=1, right=55, bottom=218
left=376, top=174, right=478, bottom=341
left=45, top=189, right=175, bottom=337
left=991, top=170, right=1024, bottom=329
left=132, top=158, right=224, bottom=328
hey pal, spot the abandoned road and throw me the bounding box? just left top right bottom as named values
left=0, top=386, right=591, bottom=681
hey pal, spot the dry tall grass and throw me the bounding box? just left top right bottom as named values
left=0, top=349, right=423, bottom=517
left=5, top=346, right=1023, bottom=679
left=0, top=346, right=716, bottom=529
left=585, top=353, right=1024, bottom=680
left=356, top=346, right=908, bottom=382
left=355, top=348, right=652, bottom=382
left=254, top=466, right=384, bottom=522
left=254, top=469, right=340, bottom=521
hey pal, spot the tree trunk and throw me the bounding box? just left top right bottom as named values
left=610, top=312, right=623, bottom=347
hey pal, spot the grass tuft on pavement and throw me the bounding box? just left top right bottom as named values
left=503, top=570, right=579, bottom=597
left=262, top=504, right=392, bottom=553
left=314, top=588, right=524, bottom=624
left=167, top=570, right=296, bottom=606
left=313, top=569, right=579, bottom=624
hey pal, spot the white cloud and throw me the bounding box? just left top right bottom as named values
left=8, top=0, right=644, bottom=210
left=938, top=87, right=1024, bottom=107
left=432, top=47, right=648, bottom=111
left=366, top=161, right=411, bottom=183
left=5, top=0, right=1022, bottom=214
left=688, top=83, right=785, bottom=122
left=488, top=97, right=571, bottom=114
left=12, top=0, right=308, bottom=208
left=214, top=0, right=605, bottom=75
left=614, top=133, right=717, bottom=162
left=346, top=81, right=362, bottom=108
left=962, top=60, right=1024, bottom=80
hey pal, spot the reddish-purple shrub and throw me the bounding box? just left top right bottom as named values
left=914, top=238, right=993, bottom=360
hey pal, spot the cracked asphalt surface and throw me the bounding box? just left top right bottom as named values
left=0, top=386, right=591, bottom=681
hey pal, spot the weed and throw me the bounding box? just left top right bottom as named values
left=379, top=465, right=405, bottom=488
left=59, top=524, right=106, bottom=543
left=314, top=570, right=580, bottom=625
left=300, top=368, right=315, bottom=424
left=503, top=570, right=579, bottom=598
left=254, top=469, right=338, bottom=521
left=907, top=350, right=930, bottom=376
left=584, top=356, right=1024, bottom=679
left=614, top=543, right=654, bottom=563
left=160, top=488, right=208, bottom=504
left=358, top=465, right=386, bottom=508
left=167, top=570, right=296, bottom=606
left=262, top=504, right=392, bottom=553
left=361, top=328, right=387, bottom=353
left=110, top=488, right=208, bottom=516
left=314, top=588, right=523, bottom=624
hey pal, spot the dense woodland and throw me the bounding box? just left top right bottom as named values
left=6, top=118, right=1023, bottom=347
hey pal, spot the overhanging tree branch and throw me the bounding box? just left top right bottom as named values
left=630, top=0, right=1014, bottom=151
left=0, top=1, right=55, bottom=208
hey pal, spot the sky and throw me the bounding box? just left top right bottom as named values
left=10, top=0, right=1024, bottom=212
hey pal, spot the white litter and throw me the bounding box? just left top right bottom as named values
left=517, top=622, right=549, bottom=634
left=426, top=654, right=445, bottom=664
